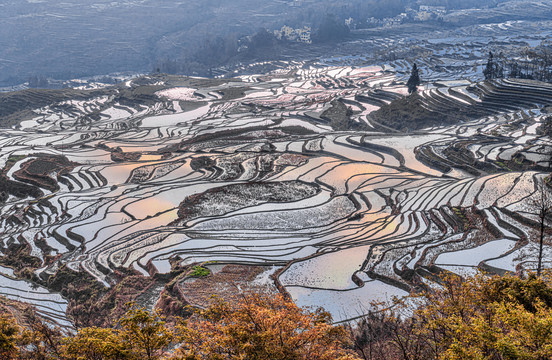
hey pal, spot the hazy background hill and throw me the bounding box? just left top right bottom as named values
left=0, top=0, right=532, bottom=86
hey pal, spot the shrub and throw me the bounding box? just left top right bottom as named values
left=188, top=266, right=210, bottom=278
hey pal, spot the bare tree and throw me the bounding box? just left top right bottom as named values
left=532, top=179, right=552, bottom=276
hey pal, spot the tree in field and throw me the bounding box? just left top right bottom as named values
left=483, top=51, right=504, bottom=80
left=532, top=180, right=552, bottom=276
left=407, top=64, right=421, bottom=94
left=484, top=51, right=495, bottom=79
left=172, top=292, right=359, bottom=360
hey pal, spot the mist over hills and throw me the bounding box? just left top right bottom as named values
left=0, top=0, right=541, bottom=87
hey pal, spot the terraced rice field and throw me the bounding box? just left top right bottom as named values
left=1, top=64, right=552, bottom=325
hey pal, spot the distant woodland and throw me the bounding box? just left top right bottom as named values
left=485, top=46, right=552, bottom=83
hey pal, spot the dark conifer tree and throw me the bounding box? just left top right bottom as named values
left=484, top=51, right=504, bottom=80
left=484, top=51, right=495, bottom=80
left=407, top=63, right=421, bottom=94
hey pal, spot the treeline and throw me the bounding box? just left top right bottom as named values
left=3, top=273, right=552, bottom=359
left=484, top=46, right=552, bottom=82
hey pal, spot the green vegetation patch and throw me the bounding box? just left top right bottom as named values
left=189, top=265, right=211, bottom=278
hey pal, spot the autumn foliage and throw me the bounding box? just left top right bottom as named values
left=4, top=274, right=552, bottom=359
left=172, top=293, right=358, bottom=360
left=351, top=272, right=552, bottom=360
left=0, top=292, right=357, bottom=360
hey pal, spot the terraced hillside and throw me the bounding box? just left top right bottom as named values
left=1, top=65, right=552, bottom=326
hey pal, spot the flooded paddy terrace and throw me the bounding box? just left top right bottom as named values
left=2, top=63, right=552, bottom=325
